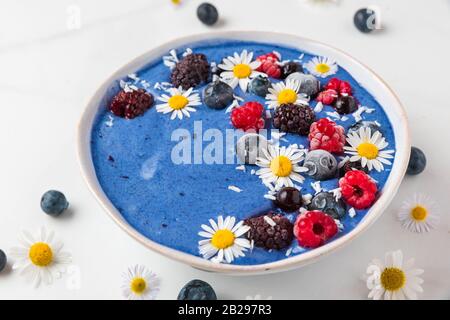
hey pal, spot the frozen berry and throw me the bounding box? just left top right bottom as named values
left=41, top=190, right=69, bottom=217
left=244, top=213, right=294, bottom=250
left=354, top=8, right=377, bottom=33
left=334, top=96, right=358, bottom=114
left=197, top=3, right=219, bottom=26
left=348, top=121, right=381, bottom=136
left=109, top=88, right=153, bottom=119
left=282, top=62, right=303, bottom=79
left=203, top=81, right=234, bottom=109
left=339, top=170, right=377, bottom=209
left=236, top=133, right=269, bottom=165
left=0, top=249, right=6, bottom=272
left=309, top=192, right=347, bottom=220
left=177, top=279, right=217, bottom=300
left=256, top=52, right=282, bottom=78
left=249, top=75, right=271, bottom=97
left=316, top=89, right=338, bottom=105
left=273, top=103, right=316, bottom=135
left=308, top=118, right=346, bottom=154
left=231, top=102, right=265, bottom=131
left=407, top=147, right=426, bottom=175
left=303, top=150, right=337, bottom=181
left=338, top=159, right=369, bottom=177
left=171, top=53, right=210, bottom=89
left=274, top=187, right=303, bottom=212
left=294, top=211, right=338, bottom=248
left=325, top=78, right=353, bottom=96
left=286, top=72, right=320, bottom=97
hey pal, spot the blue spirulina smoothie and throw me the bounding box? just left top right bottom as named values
left=91, top=40, right=395, bottom=265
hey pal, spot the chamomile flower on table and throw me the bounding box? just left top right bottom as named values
left=218, top=50, right=262, bottom=92
left=256, top=144, right=308, bottom=190
left=304, top=56, right=338, bottom=78
left=398, top=194, right=440, bottom=233
left=156, top=86, right=201, bottom=120
left=198, top=215, right=251, bottom=264
left=265, top=79, right=308, bottom=109
left=344, top=127, right=395, bottom=172
left=9, top=227, right=72, bottom=288
left=365, top=250, right=424, bottom=300
left=122, top=265, right=160, bottom=300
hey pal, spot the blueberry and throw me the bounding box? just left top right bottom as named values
left=197, top=3, right=219, bottom=26
left=304, top=150, right=337, bottom=181
left=348, top=121, right=381, bottom=135
left=309, top=192, right=346, bottom=219
left=354, top=8, right=378, bottom=33
left=249, top=75, right=271, bottom=97
left=407, top=147, right=426, bottom=175
left=236, top=133, right=269, bottom=165
left=282, top=62, right=303, bottom=79
left=338, top=159, right=369, bottom=178
left=274, top=187, right=303, bottom=212
left=0, top=249, right=7, bottom=272
left=334, top=95, right=358, bottom=114
left=177, top=279, right=217, bottom=300
left=286, top=72, right=320, bottom=97
left=203, top=81, right=234, bottom=109
left=40, top=190, right=69, bottom=216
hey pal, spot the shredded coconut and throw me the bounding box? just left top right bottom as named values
left=228, top=185, right=243, bottom=193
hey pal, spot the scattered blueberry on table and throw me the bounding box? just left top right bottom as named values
left=178, top=279, right=217, bottom=300
left=40, top=190, right=69, bottom=217
left=354, top=8, right=377, bottom=33
left=0, top=249, right=7, bottom=272
left=407, top=147, right=427, bottom=175
left=197, top=3, right=219, bottom=26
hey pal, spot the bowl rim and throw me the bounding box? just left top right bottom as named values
left=77, top=31, right=410, bottom=275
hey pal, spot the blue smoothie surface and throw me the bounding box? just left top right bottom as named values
left=90, top=40, right=396, bottom=265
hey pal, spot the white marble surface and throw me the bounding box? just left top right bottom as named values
left=0, top=0, right=449, bottom=300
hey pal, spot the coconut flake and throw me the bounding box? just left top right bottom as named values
left=182, top=48, right=193, bottom=57
left=264, top=216, right=277, bottom=227
left=264, top=194, right=276, bottom=200
left=250, top=169, right=256, bottom=175
left=349, top=207, right=357, bottom=218
left=311, top=181, right=322, bottom=194
left=302, top=193, right=312, bottom=205
left=228, top=185, right=243, bottom=193
left=163, top=49, right=179, bottom=69
left=326, top=111, right=341, bottom=120
left=330, top=188, right=342, bottom=201
left=105, top=115, right=114, bottom=127
left=338, top=156, right=350, bottom=168
left=285, top=247, right=293, bottom=257
left=266, top=110, right=272, bottom=119
left=314, top=102, right=324, bottom=113
left=335, top=219, right=344, bottom=232
left=127, top=73, right=139, bottom=82
left=225, top=100, right=239, bottom=113
left=235, top=165, right=246, bottom=172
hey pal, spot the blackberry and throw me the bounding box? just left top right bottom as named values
left=171, top=53, right=210, bottom=90
left=282, top=62, right=303, bottom=79
left=338, top=159, right=369, bottom=177
left=273, top=103, right=316, bottom=135
left=109, top=88, right=154, bottom=119
left=244, top=213, right=294, bottom=250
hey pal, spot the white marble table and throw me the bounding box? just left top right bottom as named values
left=0, top=0, right=449, bottom=299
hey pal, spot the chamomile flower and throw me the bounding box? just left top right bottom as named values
left=121, top=265, right=160, bottom=300
left=304, top=56, right=338, bottom=78
left=198, top=215, right=251, bottom=264
left=344, top=127, right=395, bottom=172
left=156, top=86, right=201, bottom=120
left=366, top=250, right=424, bottom=300
left=398, top=194, right=440, bottom=233
left=9, top=227, right=72, bottom=288
left=218, top=50, right=262, bottom=92
left=265, top=79, right=308, bottom=109
left=256, top=144, right=308, bottom=190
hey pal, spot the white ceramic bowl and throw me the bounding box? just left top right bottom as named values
left=77, top=31, right=410, bottom=275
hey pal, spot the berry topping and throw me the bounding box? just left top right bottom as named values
left=0, top=249, right=6, bottom=273
left=334, top=95, right=359, bottom=114
left=281, top=62, right=304, bottom=79
left=177, top=279, right=217, bottom=300
left=308, top=118, right=346, bottom=154
left=316, top=89, right=338, bottom=105
left=40, top=190, right=69, bottom=217
left=294, top=211, right=338, bottom=248
left=203, top=81, right=234, bottom=110
left=109, top=88, right=154, bottom=119
left=171, top=53, right=210, bottom=90
left=286, top=72, right=321, bottom=97
left=325, top=78, right=353, bottom=96
left=407, top=147, right=427, bottom=175
left=256, top=52, right=282, bottom=78
left=272, top=103, right=316, bottom=136
left=230, top=101, right=265, bottom=131
left=244, top=213, right=294, bottom=250
left=309, top=192, right=347, bottom=220
left=249, top=75, right=271, bottom=97
left=197, top=3, right=219, bottom=26
left=274, top=187, right=303, bottom=212
left=338, top=159, right=369, bottom=177
left=339, top=170, right=377, bottom=209
left=304, top=149, right=338, bottom=181
left=354, top=8, right=378, bottom=33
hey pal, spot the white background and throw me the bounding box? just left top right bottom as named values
left=0, top=0, right=449, bottom=300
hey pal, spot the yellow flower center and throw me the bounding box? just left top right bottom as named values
left=277, top=89, right=298, bottom=105
left=211, top=229, right=235, bottom=249
left=270, top=155, right=293, bottom=177
left=233, top=64, right=252, bottom=79
left=130, top=277, right=147, bottom=295
left=29, top=242, right=53, bottom=267
left=168, top=95, right=189, bottom=110
left=380, top=267, right=406, bottom=291
left=357, top=142, right=379, bottom=160
left=411, top=205, right=428, bottom=221
left=171, top=0, right=181, bottom=4
left=315, top=63, right=331, bottom=74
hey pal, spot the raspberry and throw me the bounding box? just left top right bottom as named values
left=230, top=101, right=265, bottom=131
left=339, top=170, right=377, bottom=209
left=308, top=118, right=346, bottom=154
left=294, top=211, right=338, bottom=248
left=109, top=88, right=154, bottom=119
left=316, top=89, right=338, bottom=105
left=256, top=52, right=282, bottom=79
left=325, top=78, right=353, bottom=96
left=244, top=213, right=294, bottom=250
left=171, top=53, right=210, bottom=89
left=272, top=103, right=316, bottom=135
